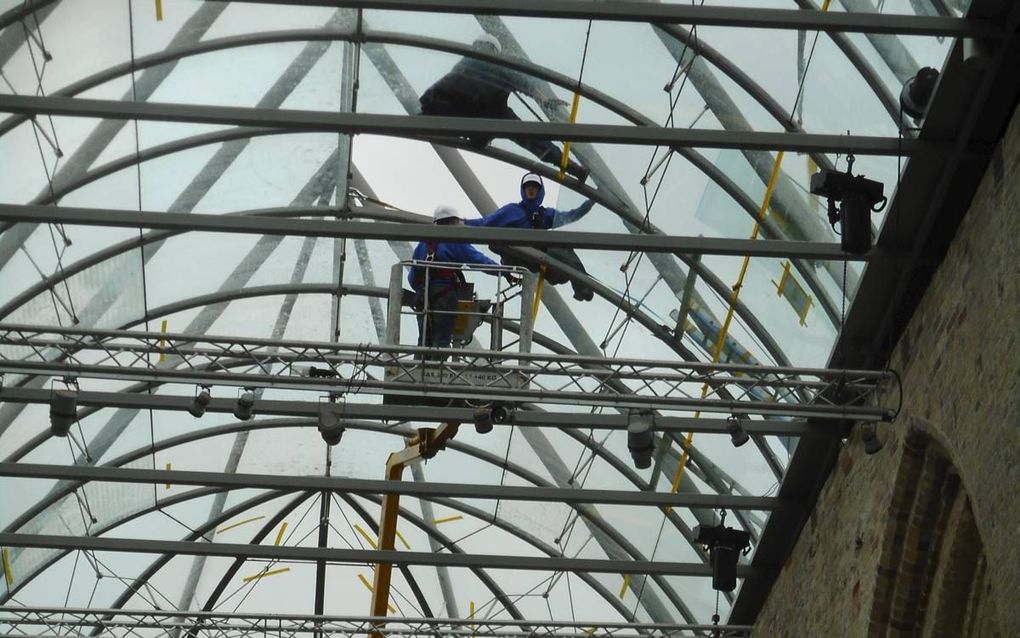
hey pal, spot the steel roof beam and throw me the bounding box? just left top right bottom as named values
left=0, top=94, right=937, bottom=156
left=0, top=386, right=823, bottom=436
left=213, top=0, right=997, bottom=37
left=0, top=203, right=881, bottom=261
left=0, top=533, right=762, bottom=577
left=0, top=463, right=792, bottom=511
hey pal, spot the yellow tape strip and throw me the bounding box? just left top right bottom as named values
left=216, top=515, right=266, bottom=535
left=154, top=0, right=164, bottom=21
left=532, top=266, right=546, bottom=321
left=354, top=524, right=378, bottom=549
left=274, top=521, right=288, bottom=546
left=2, top=547, right=13, bottom=587
left=242, top=566, right=289, bottom=583
left=164, top=462, right=172, bottom=489
left=667, top=151, right=787, bottom=500
left=394, top=529, right=411, bottom=550
left=358, top=574, right=396, bottom=612
left=432, top=515, right=463, bottom=525
left=556, top=93, right=583, bottom=181
left=618, top=574, right=630, bottom=599
left=158, top=319, right=168, bottom=363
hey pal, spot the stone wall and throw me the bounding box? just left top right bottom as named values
left=752, top=100, right=1019, bottom=637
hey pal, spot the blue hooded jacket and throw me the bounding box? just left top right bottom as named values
left=407, top=240, right=498, bottom=289
left=465, top=173, right=594, bottom=230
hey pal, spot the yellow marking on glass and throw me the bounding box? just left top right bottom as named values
left=359, top=573, right=396, bottom=612
left=354, top=524, right=378, bottom=549
left=158, top=319, right=168, bottom=363
left=394, top=529, right=411, bottom=550
left=667, top=151, right=786, bottom=501
left=557, top=93, right=583, bottom=181
left=774, top=261, right=792, bottom=296
left=532, top=266, right=546, bottom=321
left=274, top=521, right=288, bottom=546
left=2, top=547, right=13, bottom=587
left=432, top=515, right=463, bottom=525
left=618, top=574, right=630, bottom=598
left=164, top=462, right=172, bottom=489
left=155, top=0, right=163, bottom=21
left=242, top=566, right=289, bottom=583
left=583, top=627, right=597, bottom=635
left=216, top=515, right=266, bottom=535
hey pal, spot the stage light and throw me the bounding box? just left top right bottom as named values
left=473, top=407, right=494, bottom=434
left=234, top=389, right=255, bottom=421
left=188, top=386, right=211, bottom=418
left=49, top=388, right=78, bottom=437
left=900, top=66, right=938, bottom=121
left=861, top=422, right=884, bottom=455
left=317, top=401, right=345, bottom=446
left=628, top=410, right=654, bottom=469
left=726, top=415, right=750, bottom=448
left=473, top=404, right=510, bottom=434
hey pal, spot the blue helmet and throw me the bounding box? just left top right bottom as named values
left=519, top=172, right=545, bottom=211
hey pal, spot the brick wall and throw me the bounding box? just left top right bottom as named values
left=753, top=100, right=1019, bottom=637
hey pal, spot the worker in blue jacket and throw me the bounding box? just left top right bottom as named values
left=466, top=172, right=596, bottom=301
left=409, top=205, right=501, bottom=355
left=419, top=34, right=589, bottom=184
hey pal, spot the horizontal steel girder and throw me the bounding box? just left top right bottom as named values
left=0, top=386, right=823, bottom=436
left=0, top=533, right=763, bottom=577
left=0, top=463, right=791, bottom=511
left=0, top=202, right=881, bottom=260
left=0, top=94, right=937, bottom=156
left=0, top=607, right=754, bottom=637
left=212, top=0, right=998, bottom=37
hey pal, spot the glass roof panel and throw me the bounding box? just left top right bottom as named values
left=0, top=0, right=965, bottom=630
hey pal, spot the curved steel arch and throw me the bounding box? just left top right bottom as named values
left=3, top=417, right=692, bottom=621
left=0, top=26, right=842, bottom=327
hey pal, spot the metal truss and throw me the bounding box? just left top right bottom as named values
left=0, top=463, right=790, bottom=511
left=0, top=607, right=754, bottom=638
left=0, top=94, right=934, bottom=156
left=0, top=323, right=894, bottom=420
left=0, top=202, right=881, bottom=261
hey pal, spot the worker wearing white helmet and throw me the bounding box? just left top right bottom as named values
left=418, top=34, right=589, bottom=183
left=408, top=206, right=500, bottom=355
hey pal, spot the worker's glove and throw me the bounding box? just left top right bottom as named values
left=503, top=273, right=522, bottom=286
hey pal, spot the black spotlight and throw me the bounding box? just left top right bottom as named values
left=49, top=388, right=78, bottom=437
left=899, top=66, right=939, bottom=122
left=473, top=406, right=494, bottom=434
left=189, top=386, right=211, bottom=418
left=694, top=520, right=751, bottom=593
left=234, top=389, right=255, bottom=421
left=810, top=158, right=886, bottom=255
left=726, top=415, right=750, bottom=448
left=627, top=410, right=654, bottom=469
left=317, top=402, right=345, bottom=446
left=860, top=422, right=883, bottom=455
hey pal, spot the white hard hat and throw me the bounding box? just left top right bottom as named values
left=521, top=173, right=543, bottom=187
left=473, top=33, right=502, bottom=54
left=433, top=205, right=464, bottom=223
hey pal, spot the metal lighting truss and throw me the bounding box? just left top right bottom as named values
left=0, top=323, right=894, bottom=420
left=0, top=607, right=755, bottom=638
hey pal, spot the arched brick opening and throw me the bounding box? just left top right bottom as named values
left=867, top=428, right=1001, bottom=638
